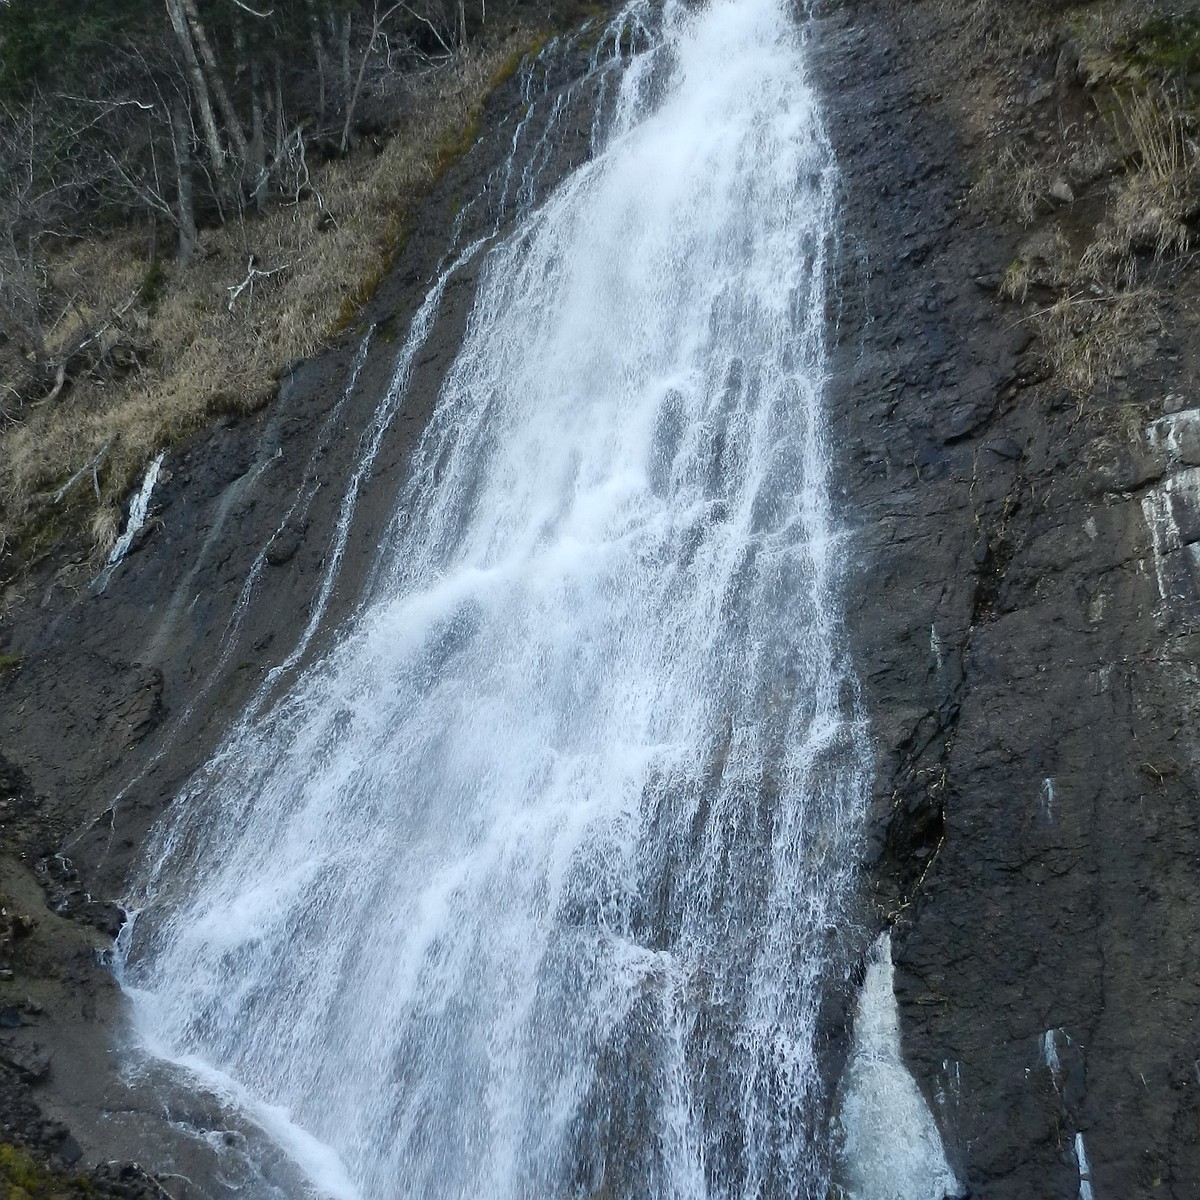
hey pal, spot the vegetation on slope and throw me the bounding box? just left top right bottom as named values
left=951, top=1, right=1200, bottom=402
left=0, top=0, right=552, bottom=581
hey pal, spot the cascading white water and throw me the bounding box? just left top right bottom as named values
left=120, top=1, right=876, bottom=1196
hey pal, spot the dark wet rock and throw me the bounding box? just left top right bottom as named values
left=816, top=3, right=1200, bottom=1198
left=55, top=1131, right=83, bottom=1165
left=264, top=519, right=307, bottom=566
left=125, top=516, right=162, bottom=559
left=108, top=666, right=165, bottom=748
left=0, top=1040, right=51, bottom=1083
left=984, top=437, right=1023, bottom=461
left=942, top=399, right=998, bottom=444
left=1088, top=438, right=1166, bottom=495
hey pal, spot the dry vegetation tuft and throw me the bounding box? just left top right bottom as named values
left=1101, top=87, right=1198, bottom=258
left=1, top=34, right=532, bottom=568
left=1036, top=286, right=1163, bottom=399
left=951, top=1, right=1200, bottom=404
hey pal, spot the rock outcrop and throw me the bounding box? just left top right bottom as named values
left=1, top=3, right=1198, bottom=1197
left=817, top=3, right=1200, bottom=1197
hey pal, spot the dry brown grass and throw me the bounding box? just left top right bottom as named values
left=1000, top=224, right=1074, bottom=303
left=971, top=144, right=1047, bottom=227
left=1032, top=84, right=1197, bottom=399
left=1034, top=286, right=1162, bottom=399
left=954, top=1, right=1200, bottom=404
left=1100, top=88, right=1198, bottom=259
left=1, top=33, right=534, bottom=567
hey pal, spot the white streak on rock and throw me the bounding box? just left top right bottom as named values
left=1146, top=407, right=1200, bottom=465
left=1140, top=467, right=1200, bottom=603
left=1042, top=1028, right=1061, bottom=1077
left=1075, top=1132, right=1096, bottom=1200
left=94, top=451, right=166, bottom=592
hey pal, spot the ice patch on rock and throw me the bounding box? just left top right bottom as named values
left=836, top=933, right=962, bottom=1200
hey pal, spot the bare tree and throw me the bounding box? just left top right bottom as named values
left=0, top=93, right=134, bottom=409
left=180, top=0, right=251, bottom=170
left=341, top=1, right=404, bottom=154
left=168, top=92, right=199, bottom=259
left=164, top=0, right=227, bottom=180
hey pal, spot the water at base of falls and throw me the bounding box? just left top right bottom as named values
left=119, top=1, right=890, bottom=1197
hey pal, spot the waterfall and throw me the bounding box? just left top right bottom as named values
left=119, top=0, right=877, bottom=1196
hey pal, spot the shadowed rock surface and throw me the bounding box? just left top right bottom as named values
left=818, top=3, right=1200, bottom=1197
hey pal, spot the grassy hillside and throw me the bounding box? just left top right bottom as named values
left=0, top=38, right=534, bottom=577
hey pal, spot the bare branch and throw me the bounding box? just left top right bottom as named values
left=53, top=442, right=113, bottom=504
left=226, top=255, right=288, bottom=310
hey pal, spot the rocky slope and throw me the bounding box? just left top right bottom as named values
left=1, top=1, right=1199, bottom=1197
left=818, top=1, right=1200, bottom=1197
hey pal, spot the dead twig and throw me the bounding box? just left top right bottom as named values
left=53, top=440, right=112, bottom=503
left=226, top=255, right=288, bottom=311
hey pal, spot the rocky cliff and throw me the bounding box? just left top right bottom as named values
left=819, top=2, right=1200, bottom=1197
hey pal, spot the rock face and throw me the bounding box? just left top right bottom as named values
left=815, top=4, right=1200, bottom=1198
left=0, top=3, right=1198, bottom=1197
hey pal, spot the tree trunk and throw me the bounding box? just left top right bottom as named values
left=273, top=54, right=286, bottom=164
left=339, top=11, right=352, bottom=130
left=250, top=58, right=268, bottom=210
left=169, top=95, right=199, bottom=262
left=165, top=0, right=226, bottom=180
left=308, top=1, right=327, bottom=129
left=340, top=7, right=381, bottom=156
left=180, top=0, right=251, bottom=174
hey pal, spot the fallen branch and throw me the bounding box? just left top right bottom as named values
left=53, top=441, right=112, bottom=503
left=36, top=285, right=144, bottom=405
left=226, top=255, right=289, bottom=311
